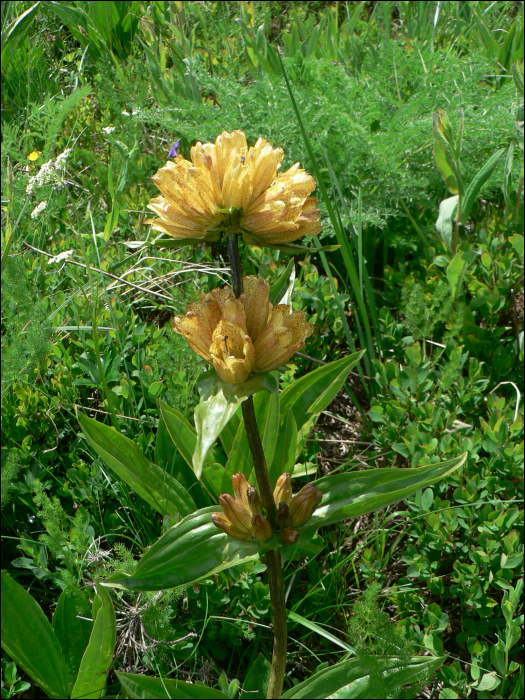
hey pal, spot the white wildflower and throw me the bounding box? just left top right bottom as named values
left=54, top=148, right=72, bottom=167
left=48, top=250, right=73, bottom=264
left=132, top=109, right=139, bottom=115
left=121, top=110, right=130, bottom=116
left=26, top=148, right=72, bottom=194
left=102, top=126, right=116, bottom=134
left=31, top=201, right=47, bottom=219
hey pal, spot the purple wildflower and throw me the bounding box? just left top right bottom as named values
left=168, top=139, right=181, bottom=158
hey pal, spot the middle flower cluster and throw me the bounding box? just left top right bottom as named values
left=173, top=276, right=313, bottom=385
left=211, top=473, right=323, bottom=544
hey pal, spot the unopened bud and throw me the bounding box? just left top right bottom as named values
left=247, top=486, right=262, bottom=514
left=219, top=493, right=252, bottom=532
left=273, top=472, right=292, bottom=507
left=251, top=513, right=273, bottom=542
left=288, top=484, right=322, bottom=528
left=275, top=502, right=291, bottom=528
left=232, top=472, right=250, bottom=510
left=211, top=511, right=252, bottom=540
left=279, top=528, right=299, bottom=544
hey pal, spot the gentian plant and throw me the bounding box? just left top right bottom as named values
left=77, top=131, right=467, bottom=698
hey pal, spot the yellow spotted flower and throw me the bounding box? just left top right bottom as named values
left=172, top=275, right=313, bottom=384
left=146, top=130, right=321, bottom=247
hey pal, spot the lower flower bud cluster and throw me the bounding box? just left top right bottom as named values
left=211, top=472, right=322, bottom=544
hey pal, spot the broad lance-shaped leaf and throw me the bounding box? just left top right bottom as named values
left=102, top=507, right=263, bottom=592
left=193, top=370, right=277, bottom=479
left=1, top=571, right=69, bottom=700
left=159, top=400, right=227, bottom=502
left=71, top=580, right=116, bottom=700
left=53, top=591, right=92, bottom=694
left=447, top=250, right=477, bottom=299
left=117, top=671, right=229, bottom=699
left=269, top=256, right=295, bottom=304
left=220, top=386, right=280, bottom=495
left=296, top=454, right=467, bottom=546
left=279, top=351, right=365, bottom=431
left=103, top=457, right=467, bottom=593
left=282, top=655, right=445, bottom=699
left=79, top=413, right=196, bottom=517
left=460, top=148, right=505, bottom=224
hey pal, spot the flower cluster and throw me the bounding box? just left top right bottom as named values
left=146, top=130, right=321, bottom=247
left=211, top=472, right=322, bottom=543
left=30, top=201, right=47, bottom=219
left=173, top=275, right=313, bottom=384
left=26, top=149, right=72, bottom=194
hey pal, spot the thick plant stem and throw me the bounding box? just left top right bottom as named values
left=241, top=398, right=276, bottom=520
left=265, top=549, right=287, bottom=700
left=227, top=233, right=244, bottom=297
left=227, top=232, right=287, bottom=698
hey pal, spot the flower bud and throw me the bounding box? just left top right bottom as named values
left=247, top=486, right=262, bottom=515
left=288, top=484, right=323, bottom=528
left=275, top=502, right=291, bottom=528
left=251, top=513, right=273, bottom=542
left=279, top=528, right=299, bottom=544
left=219, top=494, right=252, bottom=533
left=273, top=473, right=292, bottom=507
left=211, top=512, right=252, bottom=541
left=232, top=472, right=250, bottom=510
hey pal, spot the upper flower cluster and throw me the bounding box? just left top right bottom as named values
left=211, top=472, right=322, bottom=543
left=146, top=130, right=321, bottom=247
left=173, top=275, right=313, bottom=384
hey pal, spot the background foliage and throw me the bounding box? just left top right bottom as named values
left=1, top=1, right=523, bottom=698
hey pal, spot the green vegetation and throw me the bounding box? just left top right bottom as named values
left=1, top=2, right=523, bottom=699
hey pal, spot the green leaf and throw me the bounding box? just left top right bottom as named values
left=239, top=654, right=271, bottom=699
left=473, top=11, right=499, bottom=57
left=117, top=671, right=229, bottom=698
left=159, top=401, right=225, bottom=500
left=433, top=114, right=459, bottom=194
left=220, top=385, right=280, bottom=493
left=446, top=250, right=476, bottom=300
left=269, top=408, right=298, bottom=485
left=219, top=404, right=242, bottom=455
left=193, top=370, right=277, bottom=479
left=154, top=416, right=210, bottom=509
left=79, top=413, right=196, bottom=517
left=240, top=230, right=339, bottom=254
left=280, top=351, right=365, bottom=431
left=1, top=2, right=41, bottom=67
left=299, top=454, right=467, bottom=545
left=282, top=655, right=445, bottom=699
left=435, top=195, right=459, bottom=250
left=269, top=257, right=295, bottom=304
left=509, top=234, right=524, bottom=260
left=103, top=203, right=120, bottom=241
left=152, top=232, right=221, bottom=248
left=288, top=611, right=355, bottom=654
left=1, top=571, right=69, bottom=700
left=460, top=149, right=505, bottom=224
left=53, top=591, right=92, bottom=694
left=503, top=142, right=515, bottom=212
left=257, top=385, right=280, bottom=469
left=71, top=580, right=116, bottom=700
left=221, top=417, right=252, bottom=493
left=102, top=508, right=262, bottom=592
